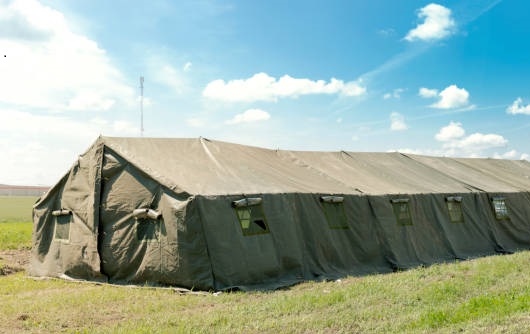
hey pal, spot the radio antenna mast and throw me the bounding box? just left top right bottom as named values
left=140, top=76, right=144, bottom=137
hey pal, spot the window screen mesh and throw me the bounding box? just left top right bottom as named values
left=392, top=202, right=413, bottom=226
left=492, top=198, right=509, bottom=220
left=321, top=202, right=349, bottom=229
left=234, top=204, right=269, bottom=236
left=446, top=201, right=464, bottom=223
left=54, top=215, right=71, bottom=240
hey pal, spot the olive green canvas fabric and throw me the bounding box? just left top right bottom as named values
left=30, top=137, right=530, bottom=290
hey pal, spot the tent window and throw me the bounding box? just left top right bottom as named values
left=391, top=199, right=413, bottom=226
left=446, top=197, right=464, bottom=223
left=136, top=218, right=160, bottom=241
left=320, top=196, right=348, bottom=229
left=52, top=209, right=72, bottom=241
left=232, top=200, right=269, bottom=236
left=54, top=215, right=71, bottom=241
left=491, top=197, right=509, bottom=220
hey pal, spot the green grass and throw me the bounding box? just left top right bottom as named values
left=0, top=221, right=33, bottom=250
left=2, top=252, right=530, bottom=333
left=0, top=196, right=38, bottom=222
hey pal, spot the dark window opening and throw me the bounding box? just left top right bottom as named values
left=233, top=203, right=270, bottom=236
left=446, top=197, right=464, bottom=223
left=491, top=197, right=509, bottom=220
left=320, top=197, right=349, bottom=229
left=391, top=199, right=413, bottom=226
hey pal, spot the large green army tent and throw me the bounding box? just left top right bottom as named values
left=30, top=136, right=530, bottom=290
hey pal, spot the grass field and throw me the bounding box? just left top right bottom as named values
left=0, top=221, right=33, bottom=250
left=2, top=196, right=530, bottom=333
left=0, top=196, right=37, bottom=222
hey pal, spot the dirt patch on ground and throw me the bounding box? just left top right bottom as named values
left=0, top=249, right=30, bottom=275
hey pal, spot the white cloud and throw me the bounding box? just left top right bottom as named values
left=418, top=87, right=439, bottom=98
left=431, top=85, right=470, bottom=109
left=428, top=122, right=508, bottom=157
left=225, top=109, right=271, bottom=125
left=444, top=133, right=507, bottom=151
left=521, top=153, right=530, bottom=161
left=389, top=148, right=425, bottom=155
left=203, top=72, right=366, bottom=102
left=506, top=97, right=530, bottom=115
left=493, top=150, right=518, bottom=159
left=67, top=91, right=116, bottom=111
left=183, top=61, right=192, bottom=72
left=336, top=117, right=343, bottom=123
left=0, top=0, right=134, bottom=111
left=390, top=112, right=408, bottom=131
left=0, top=109, right=138, bottom=185
left=384, top=88, right=404, bottom=100
left=405, top=3, right=456, bottom=42
left=435, top=121, right=465, bottom=141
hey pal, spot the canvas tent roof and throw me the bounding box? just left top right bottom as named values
left=102, top=136, right=530, bottom=196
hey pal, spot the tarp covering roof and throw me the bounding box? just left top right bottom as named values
left=101, top=136, right=530, bottom=196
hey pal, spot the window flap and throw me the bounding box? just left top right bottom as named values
left=231, top=197, right=262, bottom=208
left=446, top=196, right=463, bottom=203
left=390, top=198, right=409, bottom=204
left=320, top=195, right=344, bottom=203
left=52, top=209, right=72, bottom=216
left=133, top=208, right=162, bottom=220
left=491, top=196, right=505, bottom=201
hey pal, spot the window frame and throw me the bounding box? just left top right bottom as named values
left=232, top=198, right=270, bottom=236
left=320, top=196, right=349, bottom=230
left=391, top=198, right=413, bottom=226
left=490, top=196, right=510, bottom=221
left=52, top=209, right=72, bottom=242
left=445, top=196, right=464, bottom=224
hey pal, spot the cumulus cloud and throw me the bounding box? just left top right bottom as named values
left=421, top=85, right=470, bottom=109
left=444, top=133, right=507, bottom=151
left=390, top=112, right=408, bottom=131
left=521, top=153, right=530, bottom=161
left=225, top=109, right=271, bottom=125
left=434, top=121, right=507, bottom=156
left=405, top=3, right=456, bottom=42
left=434, top=121, right=465, bottom=141
left=183, top=61, right=192, bottom=72
left=418, top=87, right=438, bottom=98
left=203, top=72, right=366, bottom=102
left=493, top=150, right=518, bottom=159
left=506, top=97, right=530, bottom=115
left=0, top=0, right=134, bottom=111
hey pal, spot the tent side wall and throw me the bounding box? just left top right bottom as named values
left=29, top=140, right=105, bottom=280
left=196, top=191, right=530, bottom=291
left=97, top=147, right=214, bottom=290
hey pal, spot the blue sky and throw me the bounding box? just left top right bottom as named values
left=0, top=0, right=529, bottom=185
